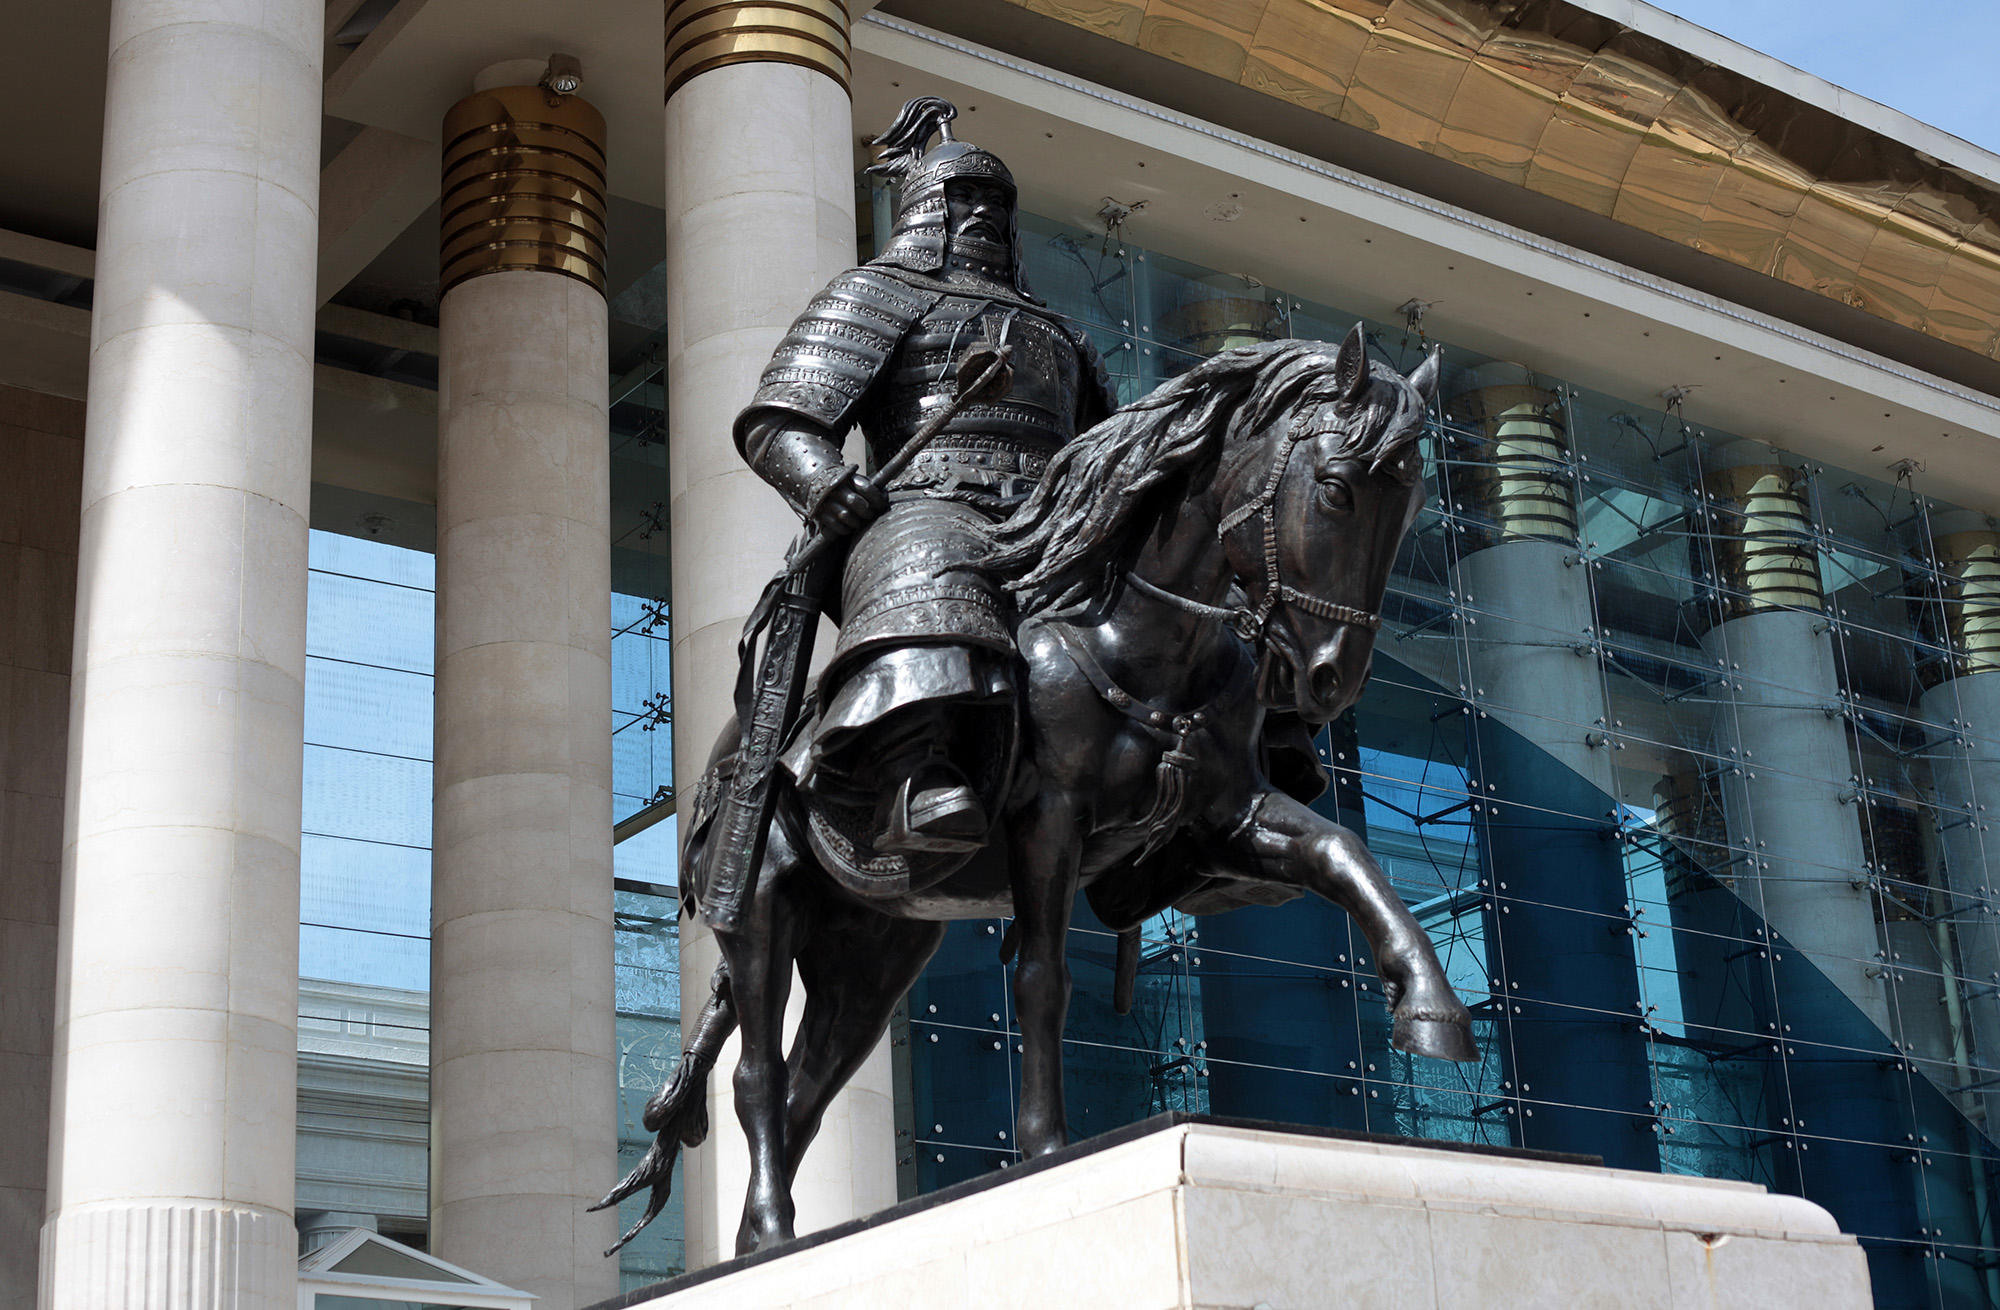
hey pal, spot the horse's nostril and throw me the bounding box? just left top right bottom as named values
left=1308, top=661, right=1341, bottom=705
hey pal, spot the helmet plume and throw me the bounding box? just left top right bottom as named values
left=867, top=96, right=958, bottom=179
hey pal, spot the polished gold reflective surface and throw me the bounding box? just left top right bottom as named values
left=666, top=0, right=852, bottom=98
left=1444, top=382, right=1578, bottom=548
left=440, top=88, right=608, bottom=296
left=1930, top=530, right=2000, bottom=678
left=1652, top=769, right=1726, bottom=856
left=1003, top=0, right=2000, bottom=361
left=1702, top=464, right=1824, bottom=618
left=1155, top=294, right=1277, bottom=355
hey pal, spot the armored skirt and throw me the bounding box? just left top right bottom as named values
left=781, top=494, right=1021, bottom=894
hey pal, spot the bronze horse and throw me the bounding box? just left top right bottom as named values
left=596, top=326, right=1477, bottom=1256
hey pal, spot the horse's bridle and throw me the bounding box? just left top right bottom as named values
left=1131, top=406, right=1383, bottom=645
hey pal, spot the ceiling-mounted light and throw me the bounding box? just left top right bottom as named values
left=540, top=53, right=583, bottom=97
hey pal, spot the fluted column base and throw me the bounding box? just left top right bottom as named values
left=39, top=1202, right=294, bottom=1310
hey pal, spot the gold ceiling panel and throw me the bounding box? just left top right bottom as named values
left=1434, top=57, right=1546, bottom=188
left=994, top=0, right=2000, bottom=362
left=1137, top=11, right=1253, bottom=82
left=1016, top=0, right=1144, bottom=45
left=1241, top=1, right=1370, bottom=117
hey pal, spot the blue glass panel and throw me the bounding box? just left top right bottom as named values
left=307, top=572, right=435, bottom=674
left=303, top=834, right=431, bottom=938
left=614, top=887, right=683, bottom=1286
left=303, top=745, right=431, bottom=848
left=300, top=924, right=428, bottom=992
left=305, top=659, right=433, bottom=760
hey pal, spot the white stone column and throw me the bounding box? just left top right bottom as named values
left=1706, top=608, right=1887, bottom=1028
left=664, top=13, right=897, bottom=1265
left=1917, top=519, right=2000, bottom=1124
left=1700, top=454, right=1888, bottom=1031
left=39, top=2, right=321, bottom=1305
left=429, top=83, right=618, bottom=1309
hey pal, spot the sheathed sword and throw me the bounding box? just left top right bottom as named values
left=700, top=336, right=1016, bottom=932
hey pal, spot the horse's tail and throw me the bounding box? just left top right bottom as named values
left=590, top=964, right=739, bottom=1256
left=1112, top=927, right=1141, bottom=1016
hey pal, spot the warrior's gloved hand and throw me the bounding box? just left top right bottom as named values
left=808, top=465, right=886, bottom=537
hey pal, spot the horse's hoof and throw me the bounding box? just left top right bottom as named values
left=1015, top=1123, right=1069, bottom=1159
left=1393, top=1012, right=1479, bottom=1063
left=734, top=1222, right=795, bottom=1258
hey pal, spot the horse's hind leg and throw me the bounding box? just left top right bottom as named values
left=1227, top=789, right=1477, bottom=1062
left=1008, top=789, right=1084, bottom=1157
left=783, top=908, right=946, bottom=1189
left=716, top=840, right=810, bottom=1256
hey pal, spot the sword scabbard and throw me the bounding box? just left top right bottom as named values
left=701, top=567, right=825, bottom=931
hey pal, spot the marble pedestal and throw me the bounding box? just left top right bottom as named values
left=592, top=1116, right=1869, bottom=1310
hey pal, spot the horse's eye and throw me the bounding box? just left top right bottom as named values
left=1317, top=477, right=1354, bottom=512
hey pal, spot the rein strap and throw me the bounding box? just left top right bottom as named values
left=1202, top=406, right=1384, bottom=641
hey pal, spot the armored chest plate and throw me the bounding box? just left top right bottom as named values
left=865, top=297, right=1082, bottom=462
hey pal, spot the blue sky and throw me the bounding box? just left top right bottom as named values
left=1657, top=0, right=2000, bottom=156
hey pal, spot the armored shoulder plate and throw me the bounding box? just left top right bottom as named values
left=739, top=268, right=940, bottom=437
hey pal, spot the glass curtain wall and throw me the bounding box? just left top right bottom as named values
left=291, top=197, right=2000, bottom=1304
left=608, top=342, right=683, bottom=1289
left=297, top=530, right=437, bottom=1244
left=894, top=206, right=2000, bottom=1310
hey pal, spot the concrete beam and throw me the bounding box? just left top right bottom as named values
left=318, top=125, right=437, bottom=305
left=317, top=301, right=440, bottom=357
left=326, top=0, right=436, bottom=105
left=0, top=289, right=89, bottom=400
left=311, top=364, right=438, bottom=505
left=0, top=229, right=93, bottom=281
left=325, top=0, right=371, bottom=40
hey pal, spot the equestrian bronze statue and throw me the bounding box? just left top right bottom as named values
left=594, top=96, right=1478, bottom=1259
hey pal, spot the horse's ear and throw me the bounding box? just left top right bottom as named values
left=1409, top=345, right=1441, bottom=409
left=1335, top=321, right=1369, bottom=405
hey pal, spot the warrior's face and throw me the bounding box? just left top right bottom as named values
left=943, top=178, right=1017, bottom=272
left=945, top=179, right=1012, bottom=245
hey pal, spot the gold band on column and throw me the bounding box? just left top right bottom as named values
left=1703, top=465, right=1825, bottom=618
left=1445, top=382, right=1580, bottom=550
left=1930, top=531, right=2000, bottom=678
left=665, top=0, right=851, bottom=99
left=441, top=86, right=609, bottom=296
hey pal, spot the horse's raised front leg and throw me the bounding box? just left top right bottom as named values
left=1007, top=788, right=1083, bottom=1156
left=1226, top=790, right=1478, bottom=1062
left=716, top=852, right=809, bottom=1256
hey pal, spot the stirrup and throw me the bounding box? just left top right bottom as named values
left=877, top=775, right=986, bottom=855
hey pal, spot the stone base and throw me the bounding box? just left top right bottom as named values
left=594, top=1117, right=1870, bottom=1310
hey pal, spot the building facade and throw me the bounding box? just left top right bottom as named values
left=4, top=2, right=2000, bottom=1308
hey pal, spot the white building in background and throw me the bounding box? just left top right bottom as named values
left=1, top=2, right=1999, bottom=1309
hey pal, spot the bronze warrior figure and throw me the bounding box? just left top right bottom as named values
left=736, top=96, right=1116, bottom=881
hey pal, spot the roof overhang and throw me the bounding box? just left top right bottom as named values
left=882, top=0, right=2000, bottom=394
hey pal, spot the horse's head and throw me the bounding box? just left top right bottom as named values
left=1217, top=324, right=1439, bottom=723
left=988, top=326, right=1439, bottom=722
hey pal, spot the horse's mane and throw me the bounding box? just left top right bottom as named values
left=985, top=337, right=1427, bottom=616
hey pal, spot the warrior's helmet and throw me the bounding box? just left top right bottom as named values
left=867, top=96, right=1035, bottom=299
